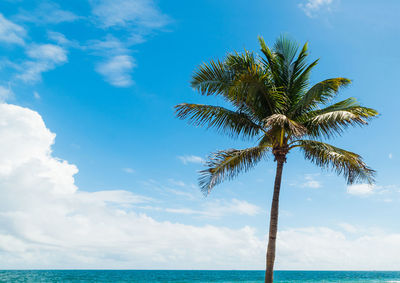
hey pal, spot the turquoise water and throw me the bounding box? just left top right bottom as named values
left=0, top=270, right=400, bottom=282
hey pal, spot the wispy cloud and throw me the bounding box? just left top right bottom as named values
left=122, top=167, right=135, bottom=174
left=89, top=35, right=136, bottom=87
left=16, top=2, right=80, bottom=24
left=168, top=178, right=186, bottom=187
left=0, top=85, right=13, bottom=102
left=178, top=155, right=205, bottom=165
left=95, top=55, right=135, bottom=87
left=389, top=153, right=393, bottom=159
left=33, top=91, right=40, bottom=99
left=166, top=199, right=262, bottom=218
left=301, top=174, right=321, bottom=189
left=47, top=31, right=81, bottom=49
left=90, top=0, right=170, bottom=29
left=16, top=44, right=68, bottom=82
left=0, top=13, right=26, bottom=45
left=299, top=0, right=334, bottom=17
left=87, top=0, right=170, bottom=87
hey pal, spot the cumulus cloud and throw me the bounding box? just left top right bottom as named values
left=16, top=44, right=68, bottom=82
left=278, top=226, right=400, bottom=270
left=299, top=0, right=334, bottom=17
left=0, top=13, right=26, bottom=45
left=0, top=103, right=265, bottom=269
left=178, top=155, right=205, bottom=165
left=3, top=103, right=399, bottom=270
left=90, top=0, right=169, bottom=29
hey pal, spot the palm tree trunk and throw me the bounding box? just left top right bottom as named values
left=265, top=157, right=285, bottom=283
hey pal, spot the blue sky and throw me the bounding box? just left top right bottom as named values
left=0, top=0, right=399, bottom=270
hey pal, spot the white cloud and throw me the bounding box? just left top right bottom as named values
left=0, top=13, right=26, bottom=45
left=299, top=0, right=334, bottom=17
left=16, top=2, right=80, bottom=24
left=277, top=226, right=400, bottom=270
left=166, top=199, right=262, bottom=218
left=95, top=55, right=135, bottom=87
left=5, top=103, right=400, bottom=270
left=168, top=178, right=186, bottom=187
left=0, top=103, right=265, bottom=269
left=89, top=36, right=136, bottom=87
left=347, top=184, right=375, bottom=196
left=389, top=153, right=393, bottom=159
left=178, top=155, right=205, bottom=165
left=122, top=167, right=135, bottom=174
left=90, top=0, right=169, bottom=29
left=26, top=44, right=67, bottom=63
left=33, top=91, right=40, bottom=99
left=301, top=174, right=321, bottom=189
left=87, top=0, right=170, bottom=87
left=338, top=222, right=357, bottom=233
left=0, top=85, right=13, bottom=102
left=47, top=31, right=81, bottom=49
left=16, top=44, right=68, bottom=82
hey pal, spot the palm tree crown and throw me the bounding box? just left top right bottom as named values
left=175, top=36, right=378, bottom=194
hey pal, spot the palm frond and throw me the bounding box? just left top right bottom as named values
left=175, top=103, right=262, bottom=139
left=294, top=78, right=351, bottom=114
left=199, top=146, right=269, bottom=194
left=301, top=98, right=379, bottom=138
left=191, top=59, right=232, bottom=96
left=288, top=58, right=319, bottom=100
left=297, top=140, right=375, bottom=184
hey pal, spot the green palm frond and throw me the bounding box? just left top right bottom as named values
left=288, top=58, right=319, bottom=100
left=294, top=78, right=351, bottom=114
left=296, top=140, right=375, bottom=184
left=175, top=103, right=262, bottom=139
left=301, top=98, right=379, bottom=138
left=225, top=50, right=258, bottom=73
left=191, top=59, right=232, bottom=96
left=199, top=146, right=269, bottom=194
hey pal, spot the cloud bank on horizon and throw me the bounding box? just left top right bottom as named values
left=1, top=103, right=400, bottom=270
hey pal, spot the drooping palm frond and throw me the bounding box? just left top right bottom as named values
left=300, top=97, right=379, bottom=138
left=294, top=78, right=352, bottom=114
left=175, top=103, right=262, bottom=139
left=296, top=140, right=375, bottom=184
left=199, top=146, right=270, bottom=194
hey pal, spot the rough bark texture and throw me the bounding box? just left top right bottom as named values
left=265, top=154, right=285, bottom=283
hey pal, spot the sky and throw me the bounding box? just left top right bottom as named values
left=0, top=0, right=399, bottom=270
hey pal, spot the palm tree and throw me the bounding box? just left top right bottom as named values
left=174, top=35, right=378, bottom=283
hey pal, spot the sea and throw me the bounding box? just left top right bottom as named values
left=0, top=270, right=399, bottom=282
